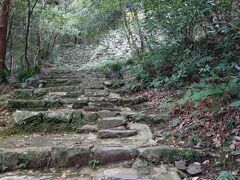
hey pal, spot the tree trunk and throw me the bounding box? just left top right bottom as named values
left=0, top=0, right=10, bottom=75
left=24, top=0, right=39, bottom=69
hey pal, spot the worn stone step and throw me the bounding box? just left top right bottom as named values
left=137, top=146, right=207, bottom=164
left=7, top=99, right=66, bottom=111
left=0, top=166, right=181, bottom=180
left=82, top=103, right=121, bottom=112
left=75, top=124, right=98, bottom=133
left=0, top=123, right=156, bottom=172
left=73, top=95, right=147, bottom=109
left=13, top=85, right=83, bottom=98
left=43, top=78, right=83, bottom=87
left=98, top=116, right=127, bottom=129
left=0, top=131, right=206, bottom=175
left=98, top=129, right=138, bottom=138
left=6, top=99, right=78, bottom=110
left=84, top=89, right=109, bottom=97
left=13, top=110, right=83, bottom=126
left=43, top=91, right=84, bottom=100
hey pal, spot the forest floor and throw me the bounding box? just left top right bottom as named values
left=0, top=46, right=239, bottom=180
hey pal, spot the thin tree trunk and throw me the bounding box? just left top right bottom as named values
left=24, top=0, right=38, bottom=69
left=133, top=10, right=145, bottom=54
left=0, top=0, right=10, bottom=75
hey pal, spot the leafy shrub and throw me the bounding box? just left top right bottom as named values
left=0, top=70, right=8, bottom=83
left=32, top=65, right=41, bottom=74
left=217, top=171, right=236, bottom=180
left=189, top=133, right=202, bottom=145
left=16, top=65, right=41, bottom=82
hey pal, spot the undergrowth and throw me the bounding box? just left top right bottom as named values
left=16, top=65, right=41, bottom=82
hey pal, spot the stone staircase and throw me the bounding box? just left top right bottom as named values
left=0, top=69, right=206, bottom=179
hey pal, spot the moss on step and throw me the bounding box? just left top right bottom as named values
left=0, top=111, right=95, bottom=136
left=138, top=146, right=206, bottom=165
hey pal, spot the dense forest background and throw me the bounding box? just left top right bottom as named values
left=0, top=0, right=239, bottom=105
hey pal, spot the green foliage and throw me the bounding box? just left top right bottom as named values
left=178, top=83, right=226, bottom=108
left=16, top=65, right=41, bottom=82
left=230, top=100, right=240, bottom=107
left=125, top=0, right=239, bottom=95
left=189, top=133, right=202, bottom=145
left=89, top=159, right=100, bottom=169
left=217, top=171, right=236, bottom=180
left=0, top=70, right=8, bottom=83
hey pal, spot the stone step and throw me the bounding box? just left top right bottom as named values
left=0, top=166, right=181, bottom=180
left=13, top=109, right=83, bottom=126
left=73, top=95, right=147, bottom=108
left=44, top=73, right=106, bottom=80
left=43, top=78, right=83, bottom=87
left=13, top=85, right=84, bottom=98
left=0, top=128, right=206, bottom=174
left=98, top=129, right=138, bottom=138
left=11, top=109, right=118, bottom=126
left=98, top=116, right=127, bottom=129
left=7, top=99, right=67, bottom=111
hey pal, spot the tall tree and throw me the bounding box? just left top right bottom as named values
left=24, top=0, right=38, bottom=68
left=0, top=0, right=10, bottom=76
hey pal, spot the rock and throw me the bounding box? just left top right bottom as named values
left=13, top=89, right=33, bottom=98
left=82, top=111, right=99, bottom=122
left=132, top=157, right=150, bottom=175
left=76, top=125, right=98, bottom=133
left=175, top=160, right=187, bottom=170
left=73, top=96, right=89, bottom=109
left=138, top=146, right=206, bottom=164
left=7, top=100, right=63, bottom=110
left=72, top=110, right=83, bottom=122
left=51, top=145, right=91, bottom=168
left=26, top=148, right=51, bottom=169
left=98, top=116, right=127, bottom=129
left=44, top=111, right=73, bottom=123
left=13, top=110, right=42, bottom=125
left=88, top=102, right=115, bottom=110
left=186, top=163, right=202, bottom=175
left=84, top=89, right=109, bottom=97
left=119, top=96, right=147, bottom=106
left=44, top=92, right=67, bottom=100
left=151, top=166, right=181, bottom=180
left=93, top=146, right=138, bottom=165
left=97, top=110, right=120, bottom=118
left=0, top=151, right=18, bottom=171
left=83, top=106, right=102, bottom=112
left=25, top=77, right=40, bottom=88
left=108, top=92, right=121, bottom=99
left=98, top=129, right=138, bottom=138
left=0, top=147, right=51, bottom=172
left=104, top=80, right=114, bottom=86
